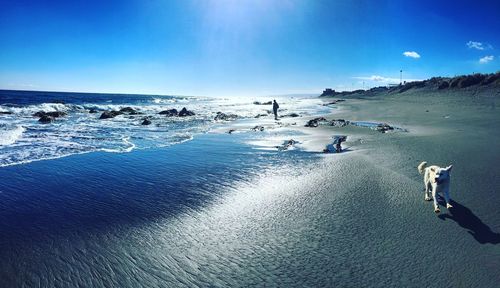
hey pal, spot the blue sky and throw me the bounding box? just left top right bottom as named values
left=0, top=0, right=499, bottom=96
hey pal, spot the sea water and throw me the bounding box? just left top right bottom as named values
left=0, top=90, right=324, bottom=167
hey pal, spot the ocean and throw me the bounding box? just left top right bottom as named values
left=0, top=89, right=326, bottom=167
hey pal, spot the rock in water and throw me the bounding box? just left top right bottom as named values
left=99, top=111, right=122, bottom=119
left=119, top=107, right=140, bottom=114
left=141, top=119, right=152, bottom=125
left=305, top=117, right=327, bottom=127
left=33, top=111, right=67, bottom=118
left=214, top=112, right=238, bottom=121
left=276, top=139, right=298, bottom=151
left=253, top=101, right=272, bottom=105
left=376, top=123, right=394, bottom=133
left=283, top=113, right=300, bottom=118
left=251, top=125, right=265, bottom=131
left=159, top=109, right=178, bottom=117
left=38, top=115, right=55, bottom=123
left=178, top=107, right=195, bottom=117
left=254, top=113, right=268, bottom=118
left=329, top=119, right=349, bottom=127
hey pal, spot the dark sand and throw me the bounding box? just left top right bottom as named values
left=310, top=87, right=500, bottom=286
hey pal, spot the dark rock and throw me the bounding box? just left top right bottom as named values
left=33, top=111, right=45, bottom=117
left=323, top=136, right=347, bottom=153
left=282, top=113, right=300, bottom=118
left=322, top=100, right=345, bottom=106
left=33, top=111, right=67, bottom=118
left=119, top=107, right=138, bottom=114
left=178, top=107, right=195, bottom=117
left=228, top=129, right=236, bottom=134
left=214, top=112, right=238, bottom=121
left=305, top=117, right=327, bottom=127
left=253, top=101, right=272, bottom=105
left=276, top=139, right=297, bottom=151
left=99, top=111, right=122, bottom=119
left=329, top=119, right=350, bottom=127
left=38, top=115, right=54, bottom=123
left=0, top=111, right=13, bottom=115
left=376, top=123, right=394, bottom=133
left=141, top=119, right=152, bottom=125
left=254, top=113, right=269, bottom=118
left=159, top=109, right=178, bottom=117
left=46, top=111, right=67, bottom=118
left=88, top=108, right=98, bottom=113
left=251, top=125, right=265, bottom=131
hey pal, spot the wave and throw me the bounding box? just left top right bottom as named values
left=99, top=137, right=136, bottom=153
left=0, top=125, right=25, bottom=146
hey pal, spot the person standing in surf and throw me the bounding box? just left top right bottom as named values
left=273, top=99, right=279, bottom=120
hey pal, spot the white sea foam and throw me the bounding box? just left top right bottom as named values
left=0, top=125, right=25, bottom=146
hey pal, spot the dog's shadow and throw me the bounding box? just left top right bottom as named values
left=438, top=199, right=500, bottom=245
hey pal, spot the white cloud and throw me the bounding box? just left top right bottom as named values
left=403, top=51, right=420, bottom=59
left=479, top=55, right=494, bottom=64
left=467, top=41, right=484, bottom=50
left=354, top=75, right=399, bottom=83
left=355, top=75, right=396, bottom=82
left=467, top=41, right=493, bottom=50
left=354, top=75, right=422, bottom=84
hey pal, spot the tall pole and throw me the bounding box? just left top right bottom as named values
left=400, top=70, right=403, bottom=85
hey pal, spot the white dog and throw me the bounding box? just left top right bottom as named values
left=418, top=161, right=453, bottom=213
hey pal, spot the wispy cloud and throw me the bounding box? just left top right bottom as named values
left=353, top=75, right=421, bottom=84
left=403, top=51, right=420, bottom=59
left=355, top=75, right=398, bottom=82
left=479, top=55, right=494, bottom=64
left=467, top=41, right=493, bottom=50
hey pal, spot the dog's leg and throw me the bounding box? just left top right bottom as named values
left=432, top=185, right=440, bottom=213
left=444, top=189, right=453, bottom=209
left=424, top=182, right=431, bottom=201
left=423, top=171, right=432, bottom=201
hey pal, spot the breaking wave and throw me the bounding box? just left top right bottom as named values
left=0, top=125, right=25, bottom=146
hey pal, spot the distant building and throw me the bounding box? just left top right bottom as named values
left=320, top=88, right=336, bottom=97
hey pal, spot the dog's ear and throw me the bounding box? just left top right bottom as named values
left=446, top=165, right=453, bottom=171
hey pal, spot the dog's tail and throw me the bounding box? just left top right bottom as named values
left=418, top=161, right=427, bottom=174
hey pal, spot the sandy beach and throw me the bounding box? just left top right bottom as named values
left=1, top=84, right=498, bottom=287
